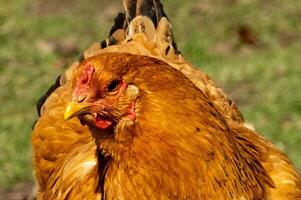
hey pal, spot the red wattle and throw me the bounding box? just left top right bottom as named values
left=93, top=115, right=112, bottom=129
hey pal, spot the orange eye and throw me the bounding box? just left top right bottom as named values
left=106, top=80, right=120, bottom=93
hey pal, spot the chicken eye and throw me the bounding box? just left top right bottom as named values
left=106, top=80, right=120, bottom=93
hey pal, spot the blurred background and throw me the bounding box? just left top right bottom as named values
left=0, top=0, right=300, bottom=198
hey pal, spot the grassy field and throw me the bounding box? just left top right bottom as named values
left=0, top=0, right=300, bottom=188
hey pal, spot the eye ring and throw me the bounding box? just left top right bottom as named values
left=106, top=80, right=120, bottom=93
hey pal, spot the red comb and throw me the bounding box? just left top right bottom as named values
left=79, top=64, right=95, bottom=85
left=73, top=64, right=95, bottom=97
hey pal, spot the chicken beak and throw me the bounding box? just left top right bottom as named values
left=64, top=102, right=92, bottom=120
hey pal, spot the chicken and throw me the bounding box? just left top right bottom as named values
left=32, top=0, right=301, bottom=199
left=63, top=53, right=301, bottom=199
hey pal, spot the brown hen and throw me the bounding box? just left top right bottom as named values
left=32, top=0, right=301, bottom=199
left=63, top=53, right=301, bottom=199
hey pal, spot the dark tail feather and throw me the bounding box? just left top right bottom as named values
left=123, top=0, right=167, bottom=27
left=102, top=0, right=177, bottom=52
left=123, top=0, right=137, bottom=22
left=101, top=12, right=126, bottom=48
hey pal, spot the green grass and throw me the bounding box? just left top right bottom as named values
left=0, top=0, right=300, bottom=187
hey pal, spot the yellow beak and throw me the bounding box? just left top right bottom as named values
left=64, top=102, right=91, bottom=120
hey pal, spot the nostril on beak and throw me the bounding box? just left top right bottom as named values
left=77, top=95, right=86, bottom=103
